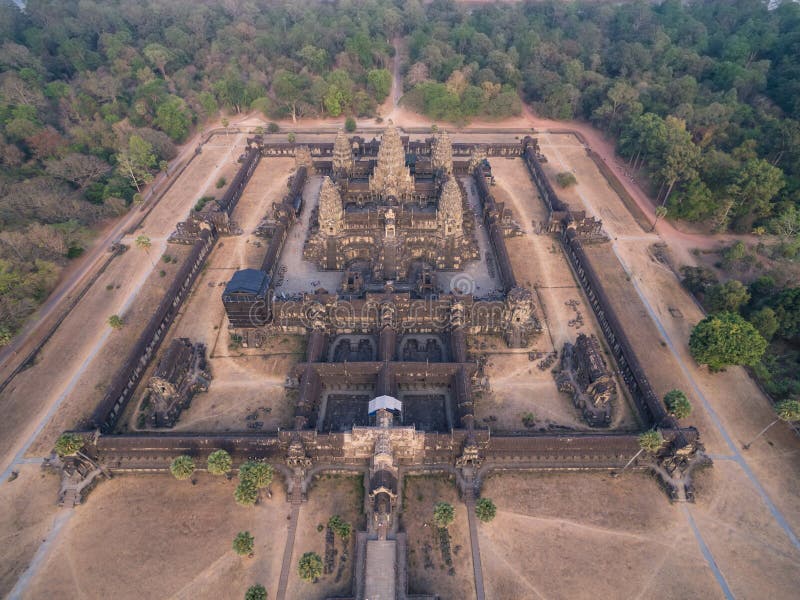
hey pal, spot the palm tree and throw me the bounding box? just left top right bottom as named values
left=475, top=498, right=497, bottom=523
left=135, top=234, right=155, bottom=267
left=232, top=531, right=255, bottom=556
left=618, top=430, right=664, bottom=475
left=651, top=205, right=668, bottom=232
left=743, top=400, right=800, bottom=449
left=433, top=502, right=455, bottom=528
left=170, top=455, right=195, bottom=480
left=244, top=584, right=267, bottom=600
left=207, top=449, right=232, bottom=475
left=298, top=552, right=323, bottom=582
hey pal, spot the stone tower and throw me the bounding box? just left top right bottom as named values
left=369, top=123, right=414, bottom=200
left=431, top=129, right=454, bottom=175
left=438, top=176, right=463, bottom=237
left=332, top=129, right=354, bottom=177
left=318, top=176, right=343, bottom=236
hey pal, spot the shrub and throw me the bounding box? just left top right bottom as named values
left=54, top=433, right=84, bottom=457
left=267, top=122, right=280, bottom=133
left=556, top=171, right=577, bottom=188
left=664, top=390, right=692, bottom=419
left=108, top=314, right=124, bottom=329
left=328, top=515, right=351, bottom=539
left=345, top=116, right=356, bottom=132
left=287, top=132, right=296, bottom=143
left=244, top=584, right=267, bottom=600
left=170, top=455, right=195, bottom=480
left=216, top=176, right=227, bottom=189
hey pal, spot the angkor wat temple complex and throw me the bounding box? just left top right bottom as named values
left=59, top=125, right=708, bottom=600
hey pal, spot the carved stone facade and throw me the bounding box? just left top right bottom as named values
left=431, top=129, right=454, bottom=175
left=557, top=333, right=616, bottom=427
left=332, top=129, right=354, bottom=176
left=146, top=338, right=211, bottom=427
left=368, top=123, right=415, bottom=200
left=303, top=126, right=478, bottom=281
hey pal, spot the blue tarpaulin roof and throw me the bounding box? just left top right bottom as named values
left=223, top=269, right=269, bottom=296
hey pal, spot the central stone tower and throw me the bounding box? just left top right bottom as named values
left=369, top=123, right=414, bottom=200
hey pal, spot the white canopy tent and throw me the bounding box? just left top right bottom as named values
left=368, top=395, right=402, bottom=415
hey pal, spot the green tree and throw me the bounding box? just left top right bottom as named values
left=749, top=307, right=779, bottom=341
left=170, top=455, right=195, bottom=481
left=108, top=314, right=124, bottom=330
left=769, top=288, right=800, bottom=340
left=234, top=479, right=258, bottom=506
left=143, top=43, right=173, bottom=79
left=239, top=461, right=274, bottom=489
left=207, top=449, right=232, bottom=475
left=298, top=552, right=323, bottom=582
left=244, top=584, right=267, bottom=600
left=433, top=501, right=455, bottom=528
left=117, top=135, right=156, bottom=193
left=705, top=280, right=750, bottom=314
left=743, top=400, right=800, bottom=449
left=135, top=234, right=155, bottom=266
left=638, top=430, right=664, bottom=453
left=154, top=96, right=192, bottom=142
left=328, top=515, right=351, bottom=539
left=367, top=68, right=392, bottom=103
left=664, top=390, right=692, bottom=419
left=273, top=70, right=305, bottom=123
left=727, top=158, right=785, bottom=229
left=475, top=498, right=497, bottom=523
left=689, top=312, right=768, bottom=371
left=345, top=117, right=356, bottom=133
left=556, top=172, right=577, bottom=188
left=54, top=433, right=84, bottom=457
left=233, top=531, right=255, bottom=556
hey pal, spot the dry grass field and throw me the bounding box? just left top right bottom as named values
left=401, top=475, right=476, bottom=599
left=20, top=472, right=289, bottom=600
left=284, top=475, right=364, bottom=600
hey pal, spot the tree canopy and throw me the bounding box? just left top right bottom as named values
left=298, top=552, right=323, bottom=583
left=433, top=501, right=455, bottom=528
left=170, top=455, right=195, bottom=481
left=689, top=312, right=768, bottom=371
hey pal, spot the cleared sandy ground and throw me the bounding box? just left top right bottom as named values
left=0, top=465, right=61, bottom=597
left=115, top=157, right=304, bottom=433
left=479, top=471, right=724, bottom=599
left=402, top=475, right=476, bottom=599
left=476, top=157, right=639, bottom=432
left=20, top=472, right=289, bottom=600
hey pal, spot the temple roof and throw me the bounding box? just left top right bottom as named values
left=223, top=269, right=270, bottom=296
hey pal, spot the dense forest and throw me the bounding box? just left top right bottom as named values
left=0, top=0, right=799, bottom=367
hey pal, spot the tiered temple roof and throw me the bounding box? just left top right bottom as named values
left=369, top=123, right=414, bottom=199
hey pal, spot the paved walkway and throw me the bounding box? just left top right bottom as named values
left=275, top=477, right=303, bottom=600
left=463, top=473, right=486, bottom=600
